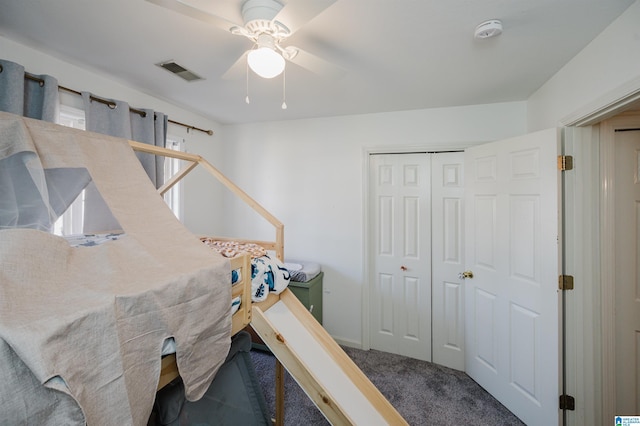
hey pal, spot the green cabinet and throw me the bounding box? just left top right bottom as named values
left=288, top=272, right=323, bottom=325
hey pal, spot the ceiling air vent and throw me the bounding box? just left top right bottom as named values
left=156, top=60, right=204, bottom=82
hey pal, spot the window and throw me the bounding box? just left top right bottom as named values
left=53, top=105, right=86, bottom=236
left=163, top=136, right=185, bottom=221
left=52, top=106, right=183, bottom=234
left=57, top=104, right=86, bottom=129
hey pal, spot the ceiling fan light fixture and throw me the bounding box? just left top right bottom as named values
left=248, top=46, right=285, bottom=78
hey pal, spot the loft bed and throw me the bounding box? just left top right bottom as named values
left=128, top=141, right=292, bottom=425
left=131, top=142, right=408, bottom=426
left=0, top=112, right=407, bottom=425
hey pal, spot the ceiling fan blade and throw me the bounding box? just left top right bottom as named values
left=221, top=52, right=249, bottom=80
left=146, top=0, right=238, bottom=32
left=286, top=47, right=345, bottom=79
left=273, top=0, right=337, bottom=35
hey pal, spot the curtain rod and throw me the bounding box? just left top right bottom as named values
left=22, top=72, right=214, bottom=136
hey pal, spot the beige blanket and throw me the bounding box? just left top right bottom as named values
left=0, top=112, right=231, bottom=425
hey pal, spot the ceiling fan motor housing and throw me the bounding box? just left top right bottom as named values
left=242, top=0, right=282, bottom=24
left=242, top=0, right=290, bottom=39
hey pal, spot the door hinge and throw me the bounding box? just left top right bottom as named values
left=559, top=275, right=574, bottom=290
left=559, top=394, right=575, bottom=410
left=558, top=155, right=574, bottom=171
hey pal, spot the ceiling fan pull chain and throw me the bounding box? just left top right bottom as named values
left=245, top=56, right=251, bottom=104
left=281, top=67, right=287, bottom=110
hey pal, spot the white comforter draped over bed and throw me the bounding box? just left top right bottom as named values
left=0, top=112, right=232, bottom=425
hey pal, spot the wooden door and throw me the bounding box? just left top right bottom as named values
left=464, top=128, right=561, bottom=425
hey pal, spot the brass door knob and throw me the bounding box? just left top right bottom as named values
left=458, top=271, right=474, bottom=279
left=400, top=265, right=408, bottom=271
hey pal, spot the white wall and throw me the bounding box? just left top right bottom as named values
left=527, top=0, right=640, bottom=130
left=220, top=103, right=527, bottom=345
left=0, top=35, right=227, bottom=236
left=525, top=3, right=640, bottom=423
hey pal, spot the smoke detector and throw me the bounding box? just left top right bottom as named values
left=474, top=20, right=503, bottom=39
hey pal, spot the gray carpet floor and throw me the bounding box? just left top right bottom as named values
left=250, top=346, right=526, bottom=426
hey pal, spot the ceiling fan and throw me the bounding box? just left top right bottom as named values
left=146, top=0, right=344, bottom=79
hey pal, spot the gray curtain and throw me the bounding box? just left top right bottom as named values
left=0, top=59, right=65, bottom=231
left=81, top=92, right=167, bottom=233
left=0, top=59, right=59, bottom=122
left=0, top=58, right=168, bottom=233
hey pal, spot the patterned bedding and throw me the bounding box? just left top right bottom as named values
left=63, top=232, right=125, bottom=247
left=202, top=239, right=290, bottom=302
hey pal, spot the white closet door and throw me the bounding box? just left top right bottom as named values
left=464, top=128, right=561, bottom=426
left=369, top=153, right=432, bottom=361
left=431, top=152, right=465, bottom=370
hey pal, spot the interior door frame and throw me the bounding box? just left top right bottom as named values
left=561, top=125, right=601, bottom=426
left=600, top=112, right=640, bottom=422
left=361, top=144, right=474, bottom=351
left=561, top=81, right=640, bottom=425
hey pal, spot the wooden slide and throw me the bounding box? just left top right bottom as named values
left=252, top=289, right=408, bottom=426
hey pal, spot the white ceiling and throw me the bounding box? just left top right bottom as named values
left=0, top=0, right=635, bottom=124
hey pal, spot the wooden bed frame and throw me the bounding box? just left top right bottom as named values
left=129, top=141, right=288, bottom=425
left=131, top=141, right=408, bottom=426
